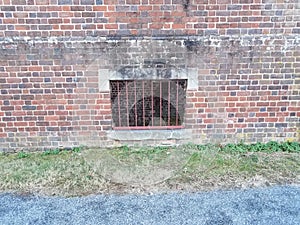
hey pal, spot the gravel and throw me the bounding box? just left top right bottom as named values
left=1, top=185, right=300, bottom=225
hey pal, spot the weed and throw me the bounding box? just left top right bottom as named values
left=196, top=144, right=215, bottom=151
left=72, top=146, right=82, bottom=153
left=17, top=151, right=30, bottom=159
left=119, top=145, right=130, bottom=152
left=42, top=148, right=60, bottom=156
left=153, top=146, right=170, bottom=152
left=281, top=141, right=300, bottom=152
left=248, top=142, right=265, bottom=152
left=219, top=141, right=300, bottom=153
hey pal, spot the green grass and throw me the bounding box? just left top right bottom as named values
left=0, top=141, right=299, bottom=196
left=220, top=141, right=300, bottom=153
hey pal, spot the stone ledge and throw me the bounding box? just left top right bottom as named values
left=0, top=34, right=298, bottom=44
left=107, top=129, right=192, bottom=141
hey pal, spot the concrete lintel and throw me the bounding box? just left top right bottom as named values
left=99, top=68, right=198, bottom=91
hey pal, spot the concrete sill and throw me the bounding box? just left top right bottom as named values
left=107, top=129, right=192, bottom=141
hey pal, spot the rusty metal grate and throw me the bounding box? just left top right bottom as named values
left=110, top=79, right=187, bottom=130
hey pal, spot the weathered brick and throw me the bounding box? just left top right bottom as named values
left=37, top=13, right=51, bottom=18
left=48, top=19, right=62, bottom=24
left=80, top=0, right=95, bottom=4
left=70, top=6, right=85, bottom=11
left=1, top=6, right=16, bottom=11
left=58, top=0, right=72, bottom=5
left=38, top=25, right=52, bottom=30
left=227, top=5, right=242, bottom=10
left=82, top=12, right=95, bottom=17
left=22, top=105, right=36, bottom=110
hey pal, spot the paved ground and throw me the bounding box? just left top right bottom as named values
left=0, top=185, right=300, bottom=225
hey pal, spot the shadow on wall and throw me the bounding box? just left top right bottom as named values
left=129, top=96, right=181, bottom=127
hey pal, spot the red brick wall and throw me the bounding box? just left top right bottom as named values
left=0, top=0, right=299, bottom=151
left=0, top=0, right=298, bottom=37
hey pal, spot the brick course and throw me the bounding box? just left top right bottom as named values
left=0, top=0, right=299, bottom=151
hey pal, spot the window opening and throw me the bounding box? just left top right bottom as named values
left=110, top=79, right=187, bottom=130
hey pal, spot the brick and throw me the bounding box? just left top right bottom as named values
left=36, top=122, right=49, bottom=126
left=275, top=123, right=288, bottom=128
left=71, top=6, right=85, bottom=11
left=37, top=13, right=51, bottom=18
left=1, top=6, right=16, bottom=11
left=227, top=5, right=242, bottom=10
left=38, top=25, right=52, bottom=30
left=22, top=105, right=36, bottom=110
left=35, top=0, right=50, bottom=4
left=259, top=23, right=273, bottom=28
left=194, top=23, right=207, bottom=29
left=93, top=6, right=107, bottom=11
left=82, top=12, right=95, bottom=17
left=1, top=106, right=14, bottom=111
left=116, top=6, right=130, bottom=12
left=48, top=19, right=63, bottom=24
left=58, top=0, right=72, bottom=4
left=80, top=0, right=95, bottom=4
left=292, top=28, right=300, bottom=34
left=240, top=0, right=253, bottom=3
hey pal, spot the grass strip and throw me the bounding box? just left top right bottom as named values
left=0, top=141, right=299, bottom=196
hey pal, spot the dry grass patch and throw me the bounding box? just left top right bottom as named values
left=0, top=150, right=109, bottom=196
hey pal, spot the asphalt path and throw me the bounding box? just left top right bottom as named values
left=0, top=185, right=299, bottom=225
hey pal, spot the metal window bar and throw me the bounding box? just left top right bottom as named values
left=117, top=81, right=121, bottom=127
left=126, top=82, right=129, bottom=126
left=176, top=80, right=179, bottom=126
left=134, top=80, right=137, bottom=126
left=160, top=81, right=162, bottom=127
left=110, top=80, right=186, bottom=130
left=142, top=80, right=145, bottom=127
left=168, top=80, right=170, bottom=126
left=151, top=81, right=154, bottom=127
